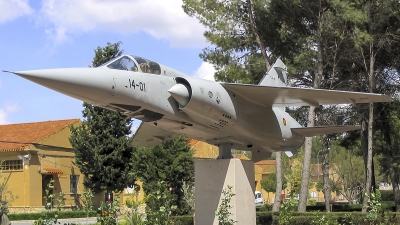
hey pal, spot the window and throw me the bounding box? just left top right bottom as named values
left=311, top=191, right=317, bottom=198
left=70, top=175, right=79, bottom=194
left=1, top=160, right=23, bottom=170
left=107, top=56, right=137, bottom=71
left=132, top=55, right=161, bottom=75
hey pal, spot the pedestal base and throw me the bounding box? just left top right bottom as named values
left=195, top=159, right=256, bottom=225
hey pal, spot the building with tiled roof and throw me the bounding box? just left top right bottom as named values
left=1, top=119, right=145, bottom=213
left=0, top=119, right=87, bottom=213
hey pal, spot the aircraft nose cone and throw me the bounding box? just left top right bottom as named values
left=168, top=83, right=190, bottom=107
left=13, top=68, right=112, bottom=104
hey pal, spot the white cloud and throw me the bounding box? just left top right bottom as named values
left=0, top=0, right=33, bottom=24
left=38, top=0, right=207, bottom=47
left=192, top=62, right=216, bottom=81
left=0, top=102, right=20, bottom=124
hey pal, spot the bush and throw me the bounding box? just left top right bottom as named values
left=264, top=204, right=273, bottom=211
left=381, top=201, right=395, bottom=211
left=307, top=199, right=317, bottom=206
left=306, top=205, right=326, bottom=211
left=8, top=210, right=98, bottom=221
left=332, top=203, right=362, bottom=212
left=256, top=204, right=272, bottom=212
left=329, top=201, right=395, bottom=212
left=170, top=215, right=193, bottom=225
left=380, top=190, right=394, bottom=201
left=256, top=213, right=273, bottom=225
left=256, top=212, right=400, bottom=225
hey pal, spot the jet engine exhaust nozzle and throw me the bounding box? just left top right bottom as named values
left=168, top=83, right=190, bottom=107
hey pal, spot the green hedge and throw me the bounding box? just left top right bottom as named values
left=256, top=212, right=400, bottom=225
left=330, top=201, right=395, bottom=212
left=381, top=190, right=394, bottom=201
left=8, top=210, right=98, bottom=221
left=256, top=204, right=273, bottom=212
left=305, top=201, right=396, bottom=212
left=170, top=215, right=193, bottom=225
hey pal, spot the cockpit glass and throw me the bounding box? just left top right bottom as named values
left=107, top=56, right=138, bottom=72
left=131, top=55, right=161, bottom=75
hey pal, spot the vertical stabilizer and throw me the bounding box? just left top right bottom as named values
left=258, top=59, right=288, bottom=87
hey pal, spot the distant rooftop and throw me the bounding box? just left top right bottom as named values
left=0, top=119, right=80, bottom=152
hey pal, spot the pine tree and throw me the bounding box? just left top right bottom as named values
left=69, top=42, right=136, bottom=193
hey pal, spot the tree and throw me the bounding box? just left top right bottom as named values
left=286, top=154, right=304, bottom=196
left=132, top=136, right=194, bottom=216
left=183, top=0, right=400, bottom=213
left=375, top=100, right=400, bottom=211
left=273, top=152, right=283, bottom=212
left=69, top=42, right=136, bottom=193
left=183, top=0, right=274, bottom=84
left=348, top=0, right=400, bottom=212
left=261, top=173, right=287, bottom=204
left=182, top=0, right=289, bottom=212
left=331, top=145, right=365, bottom=204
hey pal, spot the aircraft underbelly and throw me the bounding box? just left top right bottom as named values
left=110, top=72, right=304, bottom=151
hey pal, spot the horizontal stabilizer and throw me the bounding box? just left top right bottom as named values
left=221, top=83, right=391, bottom=107
left=291, top=125, right=361, bottom=137
left=132, top=122, right=180, bottom=147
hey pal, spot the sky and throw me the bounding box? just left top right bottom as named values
left=0, top=0, right=216, bottom=129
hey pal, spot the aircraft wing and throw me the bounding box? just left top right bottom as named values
left=131, top=122, right=180, bottom=147
left=221, top=83, right=392, bottom=107
left=291, top=125, right=361, bottom=137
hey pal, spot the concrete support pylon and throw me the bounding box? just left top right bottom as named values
left=195, top=158, right=256, bottom=225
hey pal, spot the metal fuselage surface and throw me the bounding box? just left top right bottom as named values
left=11, top=54, right=393, bottom=161
left=12, top=55, right=304, bottom=159
left=93, top=56, right=304, bottom=156
left=98, top=65, right=304, bottom=156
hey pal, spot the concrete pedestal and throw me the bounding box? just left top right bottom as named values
left=195, top=159, right=255, bottom=225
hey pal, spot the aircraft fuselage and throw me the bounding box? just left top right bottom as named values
left=14, top=54, right=389, bottom=161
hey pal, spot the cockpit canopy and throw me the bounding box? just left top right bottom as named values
left=102, top=55, right=161, bottom=75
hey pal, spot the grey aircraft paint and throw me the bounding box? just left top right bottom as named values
left=11, top=55, right=392, bottom=162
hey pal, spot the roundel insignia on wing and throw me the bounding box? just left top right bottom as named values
left=283, top=118, right=287, bottom=126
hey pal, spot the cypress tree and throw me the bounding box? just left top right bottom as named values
left=69, top=42, right=136, bottom=193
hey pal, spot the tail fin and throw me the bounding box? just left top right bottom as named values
left=258, top=59, right=288, bottom=87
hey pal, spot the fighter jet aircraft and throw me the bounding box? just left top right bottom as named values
left=8, top=55, right=391, bottom=162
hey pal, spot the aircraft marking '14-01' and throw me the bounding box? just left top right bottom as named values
left=7, top=55, right=391, bottom=161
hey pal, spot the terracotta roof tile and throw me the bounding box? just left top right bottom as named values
left=0, top=119, right=79, bottom=152
left=42, top=168, right=63, bottom=174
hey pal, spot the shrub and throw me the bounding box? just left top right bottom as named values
left=256, top=212, right=400, bottom=225
left=256, top=204, right=272, bottom=212
left=97, top=190, right=121, bottom=225
left=264, top=204, right=273, bottom=212
left=256, top=213, right=273, bottom=225
left=307, top=199, right=317, bottom=206
left=170, top=215, right=193, bottom=225
left=306, top=205, right=326, bottom=211
left=215, top=185, right=236, bottom=225
left=8, top=210, right=98, bottom=221
left=380, top=190, right=394, bottom=201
